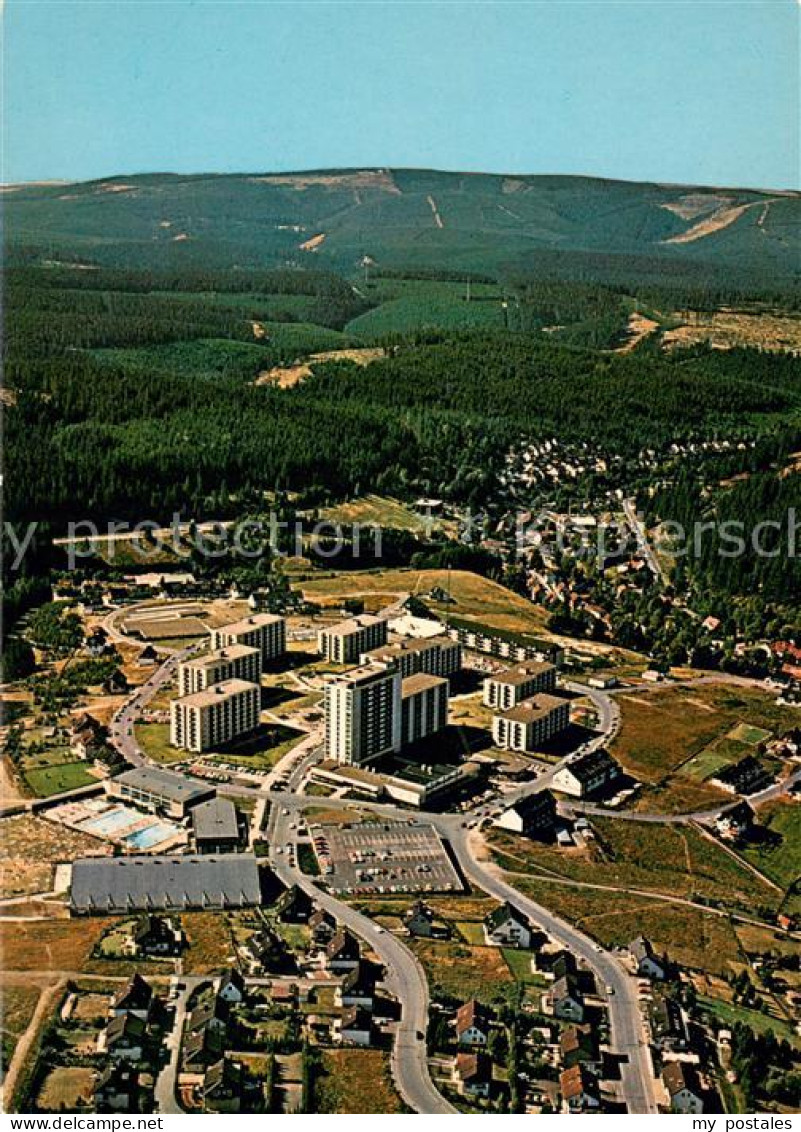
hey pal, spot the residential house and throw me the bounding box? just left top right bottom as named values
left=126, top=915, right=182, bottom=958
left=94, top=1064, right=139, bottom=1112
left=649, top=996, right=690, bottom=1053
left=663, top=1062, right=704, bottom=1114
left=325, top=929, right=361, bottom=973
left=203, top=1059, right=244, bottom=1111
left=454, top=1052, right=492, bottom=1100
left=560, top=1065, right=600, bottom=1112
left=548, top=975, right=584, bottom=1023
left=559, top=1026, right=598, bottom=1069
left=216, top=968, right=245, bottom=1004
left=338, top=1006, right=375, bottom=1047
left=629, top=936, right=667, bottom=980
left=484, top=901, right=532, bottom=949
left=188, top=994, right=230, bottom=1036
left=715, top=800, right=755, bottom=839
left=551, top=749, right=622, bottom=798
left=309, top=908, right=337, bottom=947
left=184, top=1026, right=225, bottom=1071
left=712, top=756, right=773, bottom=797
left=110, top=974, right=153, bottom=1022
left=276, top=884, right=315, bottom=924
left=102, top=1013, right=147, bottom=1062
left=336, top=961, right=377, bottom=1010
left=404, top=899, right=434, bottom=937
left=455, top=1000, right=491, bottom=1048
left=494, top=790, right=557, bottom=840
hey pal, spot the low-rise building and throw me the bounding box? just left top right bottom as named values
left=484, top=901, right=532, bottom=949
left=483, top=661, right=557, bottom=709
left=551, top=749, right=622, bottom=798
left=203, top=1059, right=243, bottom=1110
left=95, top=1065, right=139, bottom=1113
left=492, top=694, right=570, bottom=753
left=111, top=974, right=154, bottom=1021
left=318, top=615, right=387, bottom=664
left=494, top=790, right=558, bottom=839
left=192, top=797, right=243, bottom=853
left=548, top=974, right=584, bottom=1022
left=715, top=800, right=755, bottom=838
left=663, top=1062, right=704, bottom=1114
left=456, top=1000, right=491, bottom=1047
left=560, top=1064, right=600, bottom=1112
left=105, top=767, right=215, bottom=818
left=560, top=1026, right=598, bottom=1069
left=629, top=935, right=666, bottom=980
left=126, top=914, right=182, bottom=957
left=102, top=1013, right=147, bottom=1062
left=324, top=929, right=361, bottom=972
left=170, top=678, right=261, bottom=753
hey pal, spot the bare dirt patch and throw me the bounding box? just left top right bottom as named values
left=615, top=312, right=660, bottom=353
left=1, top=815, right=111, bottom=900
left=663, top=309, right=801, bottom=355
left=663, top=199, right=774, bottom=245
left=299, top=233, right=326, bottom=252
left=249, top=170, right=401, bottom=193
left=255, top=347, right=385, bottom=389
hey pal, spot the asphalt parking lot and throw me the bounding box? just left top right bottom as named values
left=309, top=819, right=463, bottom=895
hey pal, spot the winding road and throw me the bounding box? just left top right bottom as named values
left=94, top=613, right=801, bottom=1114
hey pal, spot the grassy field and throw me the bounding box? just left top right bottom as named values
left=610, top=683, right=795, bottom=812
left=315, top=1049, right=406, bottom=1114
left=201, top=723, right=306, bottom=771
left=297, top=567, right=550, bottom=634
left=320, top=493, right=453, bottom=536
left=36, top=1066, right=96, bottom=1111
left=741, top=801, right=801, bottom=891
left=179, top=912, right=240, bottom=973
left=488, top=818, right=781, bottom=916
left=511, top=876, right=747, bottom=975
left=134, top=722, right=186, bottom=764
left=22, top=761, right=98, bottom=797
left=2, top=920, right=113, bottom=973
left=696, top=994, right=799, bottom=1044
left=1, top=986, right=42, bottom=1073
left=0, top=814, right=112, bottom=900
left=408, top=937, right=515, bottom=1004
left=347, top=279, right=505, bottom=336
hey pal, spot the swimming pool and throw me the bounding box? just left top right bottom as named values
left=123, top=822, right=179, bottom=850
left=79, top=807, right=140, bottom=836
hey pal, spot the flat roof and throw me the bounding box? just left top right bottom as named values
left=364, top=635, right=453, bottom=661
left=183, top=644, right=260, bottom=672
left=71, top=853, right=261, bottom=912
left=488, top=661, right=556, bottom=686
left=215, top=613, right=284, bottom=635
left=191, top=797, right=240, bottom=842
left=498, top=693, right=567, bottom=724
left=174, top=677, right=260, bottom=709
left=113, top=767, right=215, bottom=804
left=402, top=673, right=448, bottom=697
left=327, top=664, right=396, bottom=688
left=320, top=614, right=383, bottom=636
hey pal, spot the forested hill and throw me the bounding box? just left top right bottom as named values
left=4, top=168, right=799, bottom=277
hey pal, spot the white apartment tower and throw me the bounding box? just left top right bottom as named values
left=324, top=664, right=402, bottom=765
left=211, top=613, right=286, bottom=668
left=178, top=644, right=261, bottom=697
left=318, top=615, right=387, bottom=665
left=170, top=678, right=261, bottom=754
left=483, top=661, right=557, bottom=710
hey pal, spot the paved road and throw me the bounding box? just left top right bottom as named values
left=447, top=825, right=658, bottom=1114
left=267, top=745, right=456, bottom=1114
left=154, top=977, right=205, bottom=1114
left=623, top=497, right=667, bottom=585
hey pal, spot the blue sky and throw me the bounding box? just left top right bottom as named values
left=5, top=0, right=799, bottom=189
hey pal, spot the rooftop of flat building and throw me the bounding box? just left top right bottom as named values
left=182, top=644, right=260, bottom=671
left=320, top=614, right=383, bottom=636
left=401, top=672, right=449, bottom=697
left=214, top=612, right=284, bottom=634
left=497, top=692, right=567, bottom=724
left=173, top=677, right=260, bottom=709
left=488, top=661, right=556, bottom=685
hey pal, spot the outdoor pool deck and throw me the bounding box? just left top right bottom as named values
left=45, top=798, right=186, bottom=853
